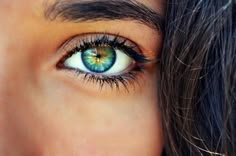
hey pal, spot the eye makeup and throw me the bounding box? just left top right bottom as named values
left=56, top=33, right=154, bottom=91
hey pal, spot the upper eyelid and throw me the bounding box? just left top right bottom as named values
left=76, top=34, right=139, bottom=52
left=59, top=33, right=141, bottom=55
left=64, top=33, right=138, bottom=46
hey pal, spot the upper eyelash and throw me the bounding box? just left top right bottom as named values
left=60, top=34, right=151, bottom=64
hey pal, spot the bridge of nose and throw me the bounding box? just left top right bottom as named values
left=0, top=0, right=47, bottom=87
left=0, top=0, right=43, bottom=138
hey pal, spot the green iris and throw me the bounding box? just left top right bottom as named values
left=81, top=47, right=116, bottom=73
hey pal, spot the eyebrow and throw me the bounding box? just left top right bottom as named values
left=44, top=0, right=164, bottom=32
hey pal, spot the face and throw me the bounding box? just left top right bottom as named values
left=0, top=0, right=164, bottom=155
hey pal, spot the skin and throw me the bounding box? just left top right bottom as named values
left=0, top=0, right=164, bottom=156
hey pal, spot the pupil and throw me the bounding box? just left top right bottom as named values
left=96, top=54, right=101, bottom=58
left=81, top=47, right=116, bottom=73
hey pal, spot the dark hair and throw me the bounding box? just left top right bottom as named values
left=159, top=0, right=236, bottom=155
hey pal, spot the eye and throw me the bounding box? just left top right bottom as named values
left=64, top=46, right=134, bottom=75
left=57, top=33, right=150, bottom=90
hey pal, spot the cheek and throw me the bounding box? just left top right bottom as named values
left=24, top=68, right=163, bottom=155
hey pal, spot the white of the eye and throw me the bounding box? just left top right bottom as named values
left=64, top=49, right=133, bottom=75
left=64, top=52, right=90, bottom=72
left=103, top=49, right=133, bottom=75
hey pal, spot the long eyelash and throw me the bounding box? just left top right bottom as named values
left=57, top=34, right=149, bottom=91
left=65, top=34, right=150, bottom=63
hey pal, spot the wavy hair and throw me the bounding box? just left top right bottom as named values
left=159, top=0, right=236, bottom=155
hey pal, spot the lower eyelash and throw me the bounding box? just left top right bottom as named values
left=71, top=65, right=145, bottom=91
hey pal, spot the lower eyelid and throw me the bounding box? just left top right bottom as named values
left=55, top=66, right=146, bottom=93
